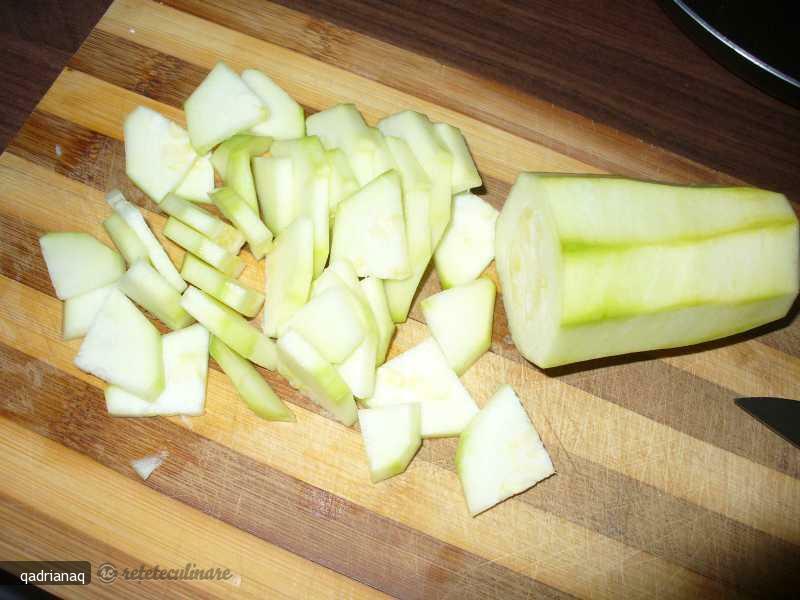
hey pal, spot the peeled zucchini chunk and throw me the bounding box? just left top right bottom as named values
left=331, top=170, right=410, bottom=280
left=433, top=122, right=482, bottom=194
left=172, top=152, right=215, bottom=203
left=326, top=148, right=359, bottom=213
left=75, top=289, right=164, bottom=401
left=263, top=217, right=314, bottom=337
left=383, top=135, right=434, bottom=322
left=184, top=62, right=267, bottom=154
left=242, top=69, right=305, bottom=140
left=496, top=174, right=800, bottom=368
left=211, top=187, right=273, bottom=259
left=103, top=213, right=148, bottom=266
left=211, top=134, right=272, bottom=181
left=163, top=217, right=244, bottom=278
left=422, top=277, right=496, bottom=375
left=284, top=286, right=366, bottom=363
left=107, top=190, right=186, bottom=292
left=160, top=193, right=245, bottom=255
left=40, top=232, right=124, bottom=300
left=306, top=103, right=385, bottom=186
left=63, top=283, right=116, bottom=341
left=456, top=385, right=555, bottom=516
left=270, top=136, right=331, bottom=275
left=309, top=265, right=379, bottom=398
left=181, top=286, right=277, bottom=370
left=212, top=134, right=272, bottom=211
left=123, top=106, right=198, bottom=203
left=336, top=327, right=377, bottom=400
left=276, top=329, right=357, bottom=426
left=358, top=403, right=422, bottom=483
left=210, top=335, right=294, bottom=422
left=364, top=337, right=478, bottom=438
left=181, top=254, right=264, bottom=318
left=378, top=110, right=453, bottom=246
left=359, top=277, right=396, bottom=366
left=434, top=192, right=499, bottom=288
left=106, top=323, right=210, bottom=417
left=119, top=259, right=195, bottom=330
left=253, top=156, right=296, bottom=236
left=312, top=259, right=360, bottom=296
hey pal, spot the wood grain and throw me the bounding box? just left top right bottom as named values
left=0, top=0, right=798, bottom=597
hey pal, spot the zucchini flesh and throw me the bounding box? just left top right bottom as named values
left=163, top=217, right=245, bottom=278
left=119, top=259, right=195, bottom=330
left=160, top=193, right=245, bottom=255
left=40, top=232, right=124, bottom=300
left=330, top=170, right=410, bottom=280
left=211, top=187, right=274, bottom=259
left=106, top=324, right=209, bottom=416
left=181, top=286, right=277, bottom=370
left=456, top=385, right=554, bottom=516
left=263, top=217, right=314, bottom=337
left=184, top=62, right=267, bottom=154
left=75, top=289, right=164, bottom=401
left=358, top=404, right=421, bottom=482
left=210, top=335, right=294, bottom=421
left=181, top=254, right=264, bottom=318
left=242, top=68, right=305, bottom=140
left=103, top=213, right=149, bottom=265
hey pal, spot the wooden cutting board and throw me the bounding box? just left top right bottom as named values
left=0, top=0, right=798, bottom=597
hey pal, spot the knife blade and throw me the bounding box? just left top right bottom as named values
left=735, top=397, right=800, bottom=449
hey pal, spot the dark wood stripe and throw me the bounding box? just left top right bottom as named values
left=5, top=110, right=799, bottom=477
left=162, top=0, right=800, bottom=200
left=0, top=213, right=51, bottom=297
left=8, top=108, right=159, bottom=214
left=0, top=342, right=575, bottom=600
left=0, top=497, right=207, bottom=599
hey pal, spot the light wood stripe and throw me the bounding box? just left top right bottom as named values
left=2, top=153, right=798, bottom=551
left=0, top=417, right=387, bottom=599
left=0, top=275, right=725, bottom=599
left=33, top=67, right=800, bottom=403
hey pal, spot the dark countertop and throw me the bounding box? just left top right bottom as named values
left=2, top=0, right=798, bottom=198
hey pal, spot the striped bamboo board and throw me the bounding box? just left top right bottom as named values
left=1, top=0, right=798, bottom=597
